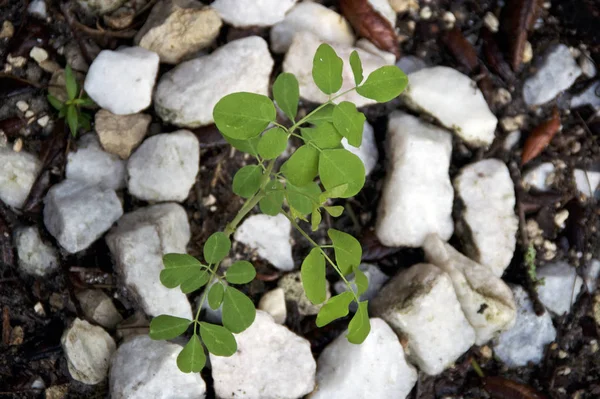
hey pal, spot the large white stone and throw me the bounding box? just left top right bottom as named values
left=106, top=203, right=193, bottom=319
left=283, top=31, right=392, bottom=107
left=454, top=159, right=518, bottom=277
left=375, top=112, right=453, bottom=247
left=234, top=213, right=293, bottom=271
left=43, top=180, right=123, bottom=253
left=61, top=318, right=116, bottom=385
left=423, top=234, right=516, bottom=345
left=574, top=169, right=600, bottom=197
left=571, top=81, right=600, bottom=110
left=84, top=46, right=159, bottom=115
left=211, top=311, right=315, bottom=399
left=110, top=335, right=206, bottom=398
left=312, top=318, right=416, bottom=399
left=14, top=226, right=58, bottom=277
left=368, top=0, right=397, bottom=27
left=523, top=44, right=582, bottom=106
left=66, top=133, right=126, bottom=190
left=372, top=263, right=476, bottom=375
left=127, top=130, right=199, bottom=202
left=134, top=0, right=222, bottom=64
left=76, top=289, right=123, bottom=329
left=402, top=66, right=498, bottom=146
left=493, top=285, right=556, bottom=367
left=523, top=162, right=556, bottom=192
left=278, top=271, right=331, bottom=316
left=342, top=121, right=378, bottom=177
left=270, top=2, right=354, bottom=53
left=536, top=261, right=584, bottom=315
left=0, top=147, right=41, bottom=209
left=211, top=0, right=295, bottom=27
left=396, top=55, right=428, bottom=75
left=155, top=36, right=273, bottom=127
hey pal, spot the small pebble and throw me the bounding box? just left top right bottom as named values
left=0, top=130, right=7, bottom=147
left=554, top=210, right=569, bottom=228
left=16, top=101, right=29, bottom=112
left=493, top=88, right=512, bottom=107
left=7, top=54, right=27, bottom=68
left=578, top=54, right=596, bottom=78
left=37, top=115, right=49, bottom=127
left=202, top=194, right=216, bottom=207
left=31, top=377, right=45, bottom=390
left=34, top=302, right=45, bottom=316
left=558, top=350, right=568, bottom=359
left=483, top=12, right=499, bottom=32
left=500, top=115, right=526, bottom=132
left=210, top=205, right=217, bottom=212
left=442, top=11, right=456, bottom=28
left=13, top=138, right=23, bottom=152
left=480, top=345, right=493, bottom=359
left=25, top=110, right=34, bottom=118
left=559, top=367, right=571, bottom=375
left=420, top=6, right=432, bottom=20
left=0, top=20, right=15, bottom=39
left=542, top=240, right=557, bottom=260
left=522, top=41, right=533, bottom=63
left=29, top=46, right=48, bottom=63
left=10, top=326, right=24, bottom=345
left=590, top=340, right=598, bottom=353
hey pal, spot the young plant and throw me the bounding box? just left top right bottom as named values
left=47, top=65, right=94, bottom=137
left=149, top=44, right=408, bottom=373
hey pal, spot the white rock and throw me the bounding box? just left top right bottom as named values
left=375, top=112, right=453, bottom=247
left=571, top=81, right=600, bottom=110
left=523, top=44, right=582, bottom=106
left=574, top=169, right=600, bottom=197
left=493, top=285, right=556, bottom=367
left=106, top=203, right=193, bottom=319
left=95, top=110, right=151, bottom=159
left=270, top=2, right=354, bottom=53
left=503, top=130, right=521, bottom=151
left=536, top=261, right=584, bottom=315
left=334, top=263, right=389, bottom=308
left=44, top=180, right=123, bottom=253
left=402, top=66, right=498, bottom=146
left=278, top=271, right=331, bottom=316
left=283, top=31, right=392, bottom=107
left=76, top=289, right=123, bottom=329
left=211, top=311, right=315, bottom=399
left=312, top=318, right=417, bottom=399
left=155, top=36, right=273, bottom=128
left=0, top=147, right=41, bottom=209
left=84, top=47, right=159, bottom=115
left=234, top=214, right=293, bottom=271
left=211, top=0, right=295, bottom=27
left=395, top=55, right=428, bottom=74
left=578, top=54, right=597, bottom=78
left=423, top=234, right=516, bottom=345
left=30, top=46, right=48, bottom=63
left=135, top=0, right=222, bottom=64
left=355, top=38, right=396, bottom=65
left=66, top=134, right=126, bottom=190
left=368, top=0, right=396, bottom=27
left=258, top=288, right=287, bottom=324
left=341, top=121, right=378, bottom=176
left=127, top=130, right=199, bottom=202
left=110, top=335, right=206, bottom=399
left=61, top=318, right=116, bottom=385
left=584, top=259, right=600, bottom=293
left=523, top=162, right=556, bottom=191
left=372, top=263, right=476, bottom=375
left=454, top=159, right=518, bottom=277
left=389, top=0, right=419, bottom=14
left=14, top=226, right=58, bottom=277
left=77, top=0, right=125, bottom=15
left=28, top=0, right=47, bottom=18
left=483, top=12, right=499, bottom=32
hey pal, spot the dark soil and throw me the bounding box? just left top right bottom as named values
left=0, top=0, right=599, bottom=398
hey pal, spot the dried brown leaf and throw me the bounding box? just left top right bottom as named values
left=441, top=27, right=479, bottom=73
left=481, top=28, right=515, bottom=82
left=521, top=108, right=561, bottom=165
left=500, top=0, right=543, bottom=71
left=483, top=376, right=547, bottom=399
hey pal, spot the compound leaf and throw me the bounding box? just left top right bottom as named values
left=332, top=102, right=365, bottom=148
left=199, top=322, right=237, bottom=357
left=273, top=73, right=299, bottom=121
left=149, top=315, right=191, bottom=340
left=349, top=50, right=364, bottom=85
left=214, top=92, right=276, bottom=140
left=281, top=145, right=319, bottom=187
left=222, top=287, right=256, bottom=333
left=208, top=283, right=225, bottom=310
left=301, top=248, right=327, bottom=305
left=324, top=205, right=344, bottom=217
left=177, top=335, right=206, bottom=373
left=258, top=127, right=288, bottom=160
left=161, top=254, right=205, bottom=288
left=225, top=135, right=260, bottom=156
left=319, top=149, right=365, bottom=198
left=328, top=228, right=362, bottom=276
left=356, top=66, right=408, bottom=102
left=233, top=165, right=263, bottom=199
left=47, top=94, right=63, bottom=111
left=180, top=270, right=210, bottom=294
left=306, top=104, right=335, bottom=125
left=301, top=122, right=342, bottom=149
left=259, top=179, right=284, bottom=216
left=312, top=43, right=343, bottom=95
left=311, top=208, right=322, bottom=232
left=346, top=301, right=370, bottom=344
left=226, top=261, right=256, bottom=285
left=286, top=182, right=321, bottom=215
left=353, top=266, right=368, bottom=296
left=204, top=232, right=231, bottom=264
left=316, top=291, right=354, bottom=327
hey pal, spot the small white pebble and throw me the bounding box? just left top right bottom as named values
left=542, top=240, right=557, bottom=260
left=523, top=41, right=533, bottom=63
left=480, top=345, right=493, bottom=359
left=420, top=6, right=432, bottom=20
left=34, top=302, right=45, bottom=316
left=493, top=88, right=512, bottom=107
left=442, top=11, right=456, bottom=28
left=29, top=46, right=48, bottom=63
left=0, top=20, right=15, bottom=39
left=590, top=340, right=598, bottom=353
left=210, top=205, right=217, bottom=212
left=483, top=12, right=499, bottom=32
left=0, top=130, right=7, bottom=147
left=31, top=377, right=45, bottom=390
left=558, top=350, right=568, bottom=359
left=7, top=54, right=27, bottom=68
left=37, top=115, right=50, bottom=127
left=503, top=130, right=521, bottom=151
left=16, top=101, right=29, bottom=112
left=559, top=367, right=571, bottom=376
left=543, top=1, right=551, bottom=9
left=202, top=194, right=217, bottom=207
left=554, top=210, right=569, bottom=228
left=12, top=138, right=23, bottom=152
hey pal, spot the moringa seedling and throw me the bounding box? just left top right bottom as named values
left=47, top=65, right=95, bottom=137
left=149, top=44, right=408, bottom=373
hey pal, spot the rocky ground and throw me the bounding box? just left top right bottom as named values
left=0, top=0, right=599, bottom=398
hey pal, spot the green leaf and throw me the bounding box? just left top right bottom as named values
left=332, top=102, right=365, bottom=148
left=311, top=208, right=321, bottom=232
left=149, top=315, right=191, bottom=340
left=286, top=182, right=321, bottom=215
left=328, top=228, right=362, bottom=275
left=281, top=145, right=319, bottom=187
left=319, top=184, right=349, bottom=203
left=259, top=179, right=284, bottom=216
left=47, top=94, right=63, bottom=111
left=180, top=270, right=210, bottom=293
left=199, top=322, right=237, bottom=356
left=177, top=335, right=206, bottom=373
left=161, top=254, right=205, bottom=288
left=226, top=261, right=256, bottom=285
left=349, top=51, right=364, bottom=85
left=316, top=291, right=354, bottom=327
left=301, top=122, right=342, bottom=149
left=213, top=92, right=276, bottom=140
left=258, top=127, right=288, bottom=160
left=208, top=283, right=225, bottom=310
left=66, top=105, right=78, bottom=137
left=222, top=287, right=256, bottom=333
left=346, top=301, right=370, bottom=344
left=79, top=112, right=91, bottom=131
left=232, top=165, right=263, bottom=199
left=64, top=65, right=78, bottom=100
left=204, top=232, right=231, bottom=264
left=312, top=43, right=343, bottom=95
left=58, top=106, right=66, bottom=118
left=319, top=149, right=365, bottom=198
left=225, top=135, right=260, bottom=156
left=324, top=206, right=344, bottom=217
left=301, top=248, right=327, bottom=305
left=356, top=66, right=408, bottom=102
left=306, top=104, right=335, bottom=125
left=76, top=96, right=96, bottom=108
left=353, top=266, right=368, bottom=296
left=273, top=72, right=299, bottom=122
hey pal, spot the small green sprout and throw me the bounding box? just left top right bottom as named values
left=525, top=243, right=544, bottom=286
left=47, top=65, right=95, bottom=137
left=150, top=44, right=408, bottom=373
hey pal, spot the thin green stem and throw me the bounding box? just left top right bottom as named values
left=290, top=87, right=357, bottom=132
left=272, top=121, right=289, bottom=131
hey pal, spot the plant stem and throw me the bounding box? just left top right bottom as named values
left=289, top=87, right=357, bottom=132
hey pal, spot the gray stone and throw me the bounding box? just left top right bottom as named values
left=278, top=271, right=331, bottom=316
left=333, top=263, right=389, bottom=309
left=0, top=147, right=41, bottom=209
left=395, top=55, right=428, bottom=75
left=584, top=259, right=600, bottom=293
left=76, top=289, right=123, bottom=329
left=573, top=169, right=600, bottom=198
left=14, top=226, right=58, bottom=277
left=571, top=81, right=600, bottom=110
left=95, top=110, right=151, bottom=159
left=536, top=261, right=584, bottom=315
left=211, top=0, right=296, bottom=27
